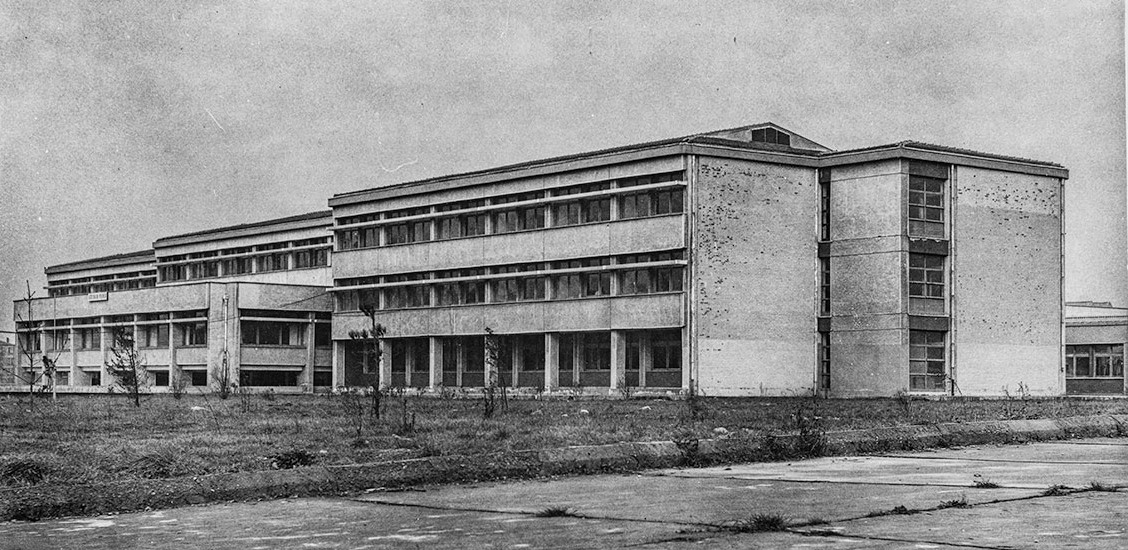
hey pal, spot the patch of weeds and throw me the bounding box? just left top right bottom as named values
left=534, top=506, right=578, bottom=518
left=973, top=476, right=1001, bottom=489
left=938, top=496, right=970, bottom=509
left=1042, top=484, right=1073, bottom=496
left=269, top=449, right=315, bottom=470
left=0, top=459, right=47, bottom=485
left=1086, top=481, right=1119, bottom=492
left=128, top=446, right=199, bottom=479
left=867, top=505, right=918, bottom=518
left=727, top=513, right=789, bottom=533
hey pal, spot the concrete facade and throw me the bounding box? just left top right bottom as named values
left=11, top=123, right=1070, bottom=397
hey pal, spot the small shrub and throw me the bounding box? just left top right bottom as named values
left=973, top=478, right=1001, bottom=489
left=534, top=506, right=577, bottom=518
left=269, top=449, right=315, bottom=469
left=939, top=496, right=970, bottom=509
left=728, top=513, right=789, bottom=533
left=128, top=447, right=199, bottom=479
left=1086, top=481, right=1119, bottom=492
left=1042, top=484, right=1072, bottom=496
left=0, top=460, right=47, bottom=485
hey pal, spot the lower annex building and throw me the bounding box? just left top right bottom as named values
left=10, top=123, right=1088, bottom=397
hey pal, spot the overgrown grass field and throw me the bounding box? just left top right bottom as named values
left=2, top=391, right=1126, bottom=489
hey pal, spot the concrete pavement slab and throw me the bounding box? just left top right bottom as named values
left=358, top=475, right=1035, bottom=525
left=795, top=491, right=1128, bottom=549
left=0, top=497, right=691, bottom=550
left=658, top=439, right=1127, bottom=490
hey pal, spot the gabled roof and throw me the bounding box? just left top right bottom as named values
left=824, top=140, right=1064, bottom=168
left=45, top=249, right=155, bottom=275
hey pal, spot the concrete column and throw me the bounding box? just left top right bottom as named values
left=404, top=339, right=415, bottom=387
left=484, top=199, right=495, bottom=234
left=681, top=325, right=692, bottom=391
left=428, top=336, right=442, bottom=389
left=456, top=339, right=465, bottom=387
left=639, top=332, right=653, bottom=388
left=544, top=333, right=559, bottom=392
left=132, top=316, right=143, bottom=387
left=572, top=335, right=581, bottom=386
left=168, top=320, right=178, bottom=392
left=303, top=317, right=315, bottom=393
left=510, top=338, right=519, bottom=389
left=331, top=340, right=345, bottom=388
left=99, top=319, right=109, bottom=387
left=484, top=336, right=497, bottom=388
left=378, top=339, right=392, bottom=390
left=610, top=330, right=626, bottom=394
left=67, top=325, right=78, bottom=386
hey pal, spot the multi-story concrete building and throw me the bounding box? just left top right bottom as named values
left=10, top=123, right=1070, bottom=397
left=329, top=123, right=1068, bottom=397
left=10, top=212, right=334, bottom=393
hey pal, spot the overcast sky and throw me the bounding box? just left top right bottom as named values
left=1, top=0, right=1125, bottom=333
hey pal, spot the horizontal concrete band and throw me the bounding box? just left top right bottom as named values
left=3, top=414, right=1125, bottom=521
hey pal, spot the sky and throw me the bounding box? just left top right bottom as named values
left=0, top=0, right=1125, bottom=334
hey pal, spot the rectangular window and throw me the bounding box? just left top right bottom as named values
left=386, top=208, right=431, bottom=245
left=77, top=328, right=101, bottom=350
left=492, top=192, right=546, bottom=233
left=180, top=323, right=207, bottom=347
left=256, top=252, right=289, bottom=273
left=651, top=330, right=682, bottom=371
left=819, top=258, right=830, bottom=315
left=223, top=257, right=253, bottom=275
left=908, top=175, right=945, bottom=222
left=909, top=330, right=946, bottom=391
left=161, top=265, right=187, bottom=282
left=579, top=333, right=611, bottom=371
left=384, top=284, right=430, bottom=309
left=1066, top=345, right=1125, bottom=378
left=909, top=254, right=945, bottom=299
left=294, top=249, right=328, bottom=268
left=241, top=321, right=303, bottom=346
left=818, top=332, right=830, bottom=390
left=140, top=325, right=169, bottom=348
left=819, top=169, right=831, bottom=240
left=152, top=371, right=169, bottom=387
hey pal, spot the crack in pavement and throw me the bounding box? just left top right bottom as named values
left=346, top=497, right=717, bottom=528
left=868, top=455, right=1127, bottom=465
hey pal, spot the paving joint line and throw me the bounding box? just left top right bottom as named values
left=345, top=496, right=713, bottom=529
left=645, top=472, right=1035, bottom=490
left=871, top=454, right=1125, bottom=465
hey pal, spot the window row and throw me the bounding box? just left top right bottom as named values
left=1065, top=345, right=1124, bottom=379
left=336, top=254, right=684, bottom=312
left=48, top=277, right=157, bottom=297
left=159, top=248, right=329, bottom=281
left=336, top=173, right=684, bottom=251
left=241, top=321, right=332, bottom=348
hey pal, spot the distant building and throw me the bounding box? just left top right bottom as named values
left=1064, top=302, right=1126, bottom=395
left=11, top=123, right=1070, bottom=397
left=0, top=337, right=15, bottom=386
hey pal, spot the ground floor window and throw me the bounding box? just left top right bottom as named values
left=89, top=372, right=101, bottom=386
left=187, top=370, right=207, bottom=386
left=151, top=371, right=169, bottom=387
left=909, top=330, right=946, bottom=391
left=313, top=371, right=332, bottom=387
left=240, top=370, right=299, bottom=386
left=1066, top=345, right=1125, bottom=378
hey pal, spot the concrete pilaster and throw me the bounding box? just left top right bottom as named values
left=510, top=338, right=519, bottom=388
left=456, top=340, right=465, bottom=387
left=639, top=332, right=653, bottom=388
left=303, top=317, right=315, bottom=392
left=331, top=340, right=345, bottom=388
left=544, top=333, right=559, bottom=392
left=572, top=335, right=581, bottom=386
left=378, top=339, right=392, bottom=390
left=168, top=320, right=178, bottom=391
left=67, top=326, right=78, bottom=386
left=428, top=337, right=442, bottom=389
left=610, top=330, right=626, bottom=394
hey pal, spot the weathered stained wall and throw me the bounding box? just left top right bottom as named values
left=953, top=166, right=1062, bottom=395
left=692, top=156, right=817, bottom=396
left=827, top=160, right=907, bottom=397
